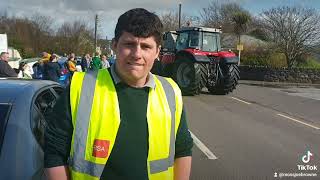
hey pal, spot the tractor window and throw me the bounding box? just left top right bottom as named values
left=189, top=32, right=200, bottom=48
left=216, top=34, right=221, bottom=51
left=163, top=33, right=167, bottom=40
left=202, top=32, right=220, bottom=52
left=176, top=32, right=189, bottom=51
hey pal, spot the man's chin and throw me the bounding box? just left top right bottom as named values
left=125, top=71, right=147, bottom=80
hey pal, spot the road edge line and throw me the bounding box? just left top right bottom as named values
left=189, top=131, right=218, bottom=160
left=230, top=97, right=252, bottom=105
left=277, top=114, right=320, bottom=130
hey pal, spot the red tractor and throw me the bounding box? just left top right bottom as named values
left=153, top=26, right=240, bottom=95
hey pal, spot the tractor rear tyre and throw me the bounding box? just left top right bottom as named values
left=173, top=60, right=207, bottom=95
left=208, top=63, right=240, bottom=95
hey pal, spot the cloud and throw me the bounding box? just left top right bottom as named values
left=1, top=0, right=198, bottom=39
left=1, top=0, right=319, bottom=39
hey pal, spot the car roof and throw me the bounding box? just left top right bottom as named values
left=0, top=78, right=61, bottom=102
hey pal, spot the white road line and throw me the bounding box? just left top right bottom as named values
left=230, top=97, right=252, bottom=105
left=189, top=131, right=218, bottom=160
left=277, top=114, right=320, bottom=130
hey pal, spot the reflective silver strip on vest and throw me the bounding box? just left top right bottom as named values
left=149, top=76, right=176, bottom=174
left=69, top=70, right=105, bottom=177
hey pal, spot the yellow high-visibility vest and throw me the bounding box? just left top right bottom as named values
left=69, top=69, right=183, bottom=180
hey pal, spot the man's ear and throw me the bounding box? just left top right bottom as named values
left=111, top=38, right=117, bottom=53
left=156, top=45, right=161, bottom=57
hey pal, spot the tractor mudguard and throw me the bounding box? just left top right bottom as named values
left=221, top=56, right=239, bottom=64
left=193, top=55, right=211, bottom=63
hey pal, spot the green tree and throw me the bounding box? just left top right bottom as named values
left=232, top=11, right=251, bottom=44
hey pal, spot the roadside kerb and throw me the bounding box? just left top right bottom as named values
left=239, top=80, right=320, bottom=88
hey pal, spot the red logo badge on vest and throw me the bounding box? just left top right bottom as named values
left=92, top=139, right=110, bottom=158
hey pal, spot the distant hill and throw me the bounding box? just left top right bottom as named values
left=221, top=34, right=267, bottom=49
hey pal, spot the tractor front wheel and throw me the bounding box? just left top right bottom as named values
left=208, top=63, right=240, bottom=95
left=173, top=59, right=207, bottom=95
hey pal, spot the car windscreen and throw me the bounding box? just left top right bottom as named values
left=0, top=103, right=12, bottom=153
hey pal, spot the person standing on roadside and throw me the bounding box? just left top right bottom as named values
left=66, top=53, right=77, bottom=76
left=18, top=62, right=32, bottom=79
left=81, top=53, right=91, bottom=72
left=0, top=52, right=17, bottom=77
left=101, top=54, right=110, bottom=69
left=43, top=54, right=61, bottom=82
left=44, top=8, right=193, bottom=180
left=90, top=51, right=102, bottom=70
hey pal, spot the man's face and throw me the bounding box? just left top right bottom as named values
left=112, top=32, right=160, bottom=84
left=42, top=52, right=48, bottom=58
left=0, top=53, right=9, bottom=62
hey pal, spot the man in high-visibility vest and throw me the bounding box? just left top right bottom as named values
left=44, top=8, right=193, bottom=180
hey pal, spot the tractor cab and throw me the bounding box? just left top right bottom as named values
left=175, top=27, right=222, bottom=52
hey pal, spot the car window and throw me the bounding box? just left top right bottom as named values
left=53, top=87, right=64, bottom=96
left=35, top=90, right=56, bottom=116
left=0, top=103, right=12, bottom=152
left=32, top=89, right=57, bottom=149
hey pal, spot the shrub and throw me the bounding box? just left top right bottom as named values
left=240, top=42, right=289, bottom=68
left=298, top=57, right=320, bottom=69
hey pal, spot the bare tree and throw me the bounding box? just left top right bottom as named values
left=0, top=17, right=39, bottom=57
left=30, top=14, right=54, bottom=54
left=56, top=21, right=94, bottom=55
left=160, top=11, right=201, bottom=32
left=160, top=11, right=179, bottom=32
left=261, top=6, right=320, bottom=67
left=1, top=14, right=97, bottom=57
left=200, top=1, right=245, bottom=33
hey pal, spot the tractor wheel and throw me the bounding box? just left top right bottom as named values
left=151, top=60, right=162, bottom=75
left=173, top=60, right=207, bottom=95
left=208, top=63, right=240, bottom=95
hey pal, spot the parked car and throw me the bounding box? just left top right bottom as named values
left=0, top=78, right=64, bottom=179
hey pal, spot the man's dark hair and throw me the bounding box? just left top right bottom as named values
left=0, top=52, right=8, bottom=56
left=115, top=8, right=163, bottom=46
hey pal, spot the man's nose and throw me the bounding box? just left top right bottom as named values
left=132, top=45, right=142, bottom=59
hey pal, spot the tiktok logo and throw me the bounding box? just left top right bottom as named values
left=302, top=150, right=313, bottom=164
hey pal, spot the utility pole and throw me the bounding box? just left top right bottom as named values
left=178, top=3, right=181, bottom=28
left=94, top=14, right=98, bottom=51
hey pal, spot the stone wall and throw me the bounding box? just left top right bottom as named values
left=239, top=66, right=320, bottom=84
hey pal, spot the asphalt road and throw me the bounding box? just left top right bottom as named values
left=185, top=84, right=320, bottom=180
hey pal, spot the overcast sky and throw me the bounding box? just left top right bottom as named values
left=1, top=0, right=319, bottom=40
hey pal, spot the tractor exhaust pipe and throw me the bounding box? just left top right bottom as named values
left=178, top=3, right=181, bottom=28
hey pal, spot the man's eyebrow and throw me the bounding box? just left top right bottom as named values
left=122, top=37, right=136, bottom=41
